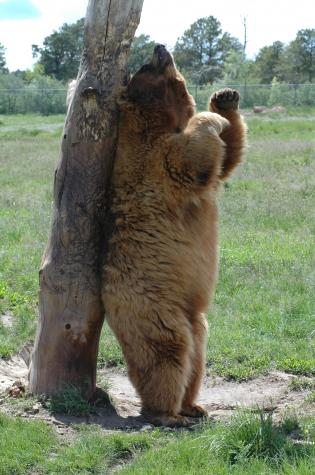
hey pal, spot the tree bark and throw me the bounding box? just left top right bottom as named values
left=29, top=0, right=144, bottom=398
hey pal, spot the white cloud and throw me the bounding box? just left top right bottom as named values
left=32, top=0, right=86, bottom=23
left=1, top=0, right=86, bottom=70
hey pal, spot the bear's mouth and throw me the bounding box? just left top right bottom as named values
left=151, top=44, right=174, bottom=72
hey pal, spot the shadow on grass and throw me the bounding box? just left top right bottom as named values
left=47, top=386, right=147, bottom=430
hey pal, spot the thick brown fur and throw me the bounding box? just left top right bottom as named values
left=102, top=46, right=246, bottom=427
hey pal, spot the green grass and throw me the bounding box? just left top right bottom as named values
left=247, top=116, right=315, bottom=140
left=42, top=428, right=158, bottom=474
left=0, top=412, right=56, bottom=475
left=47, top=385, right=98, bottom=416
left=1, top=108, right=315, bottom=472
left=0, top=112, right=314, bottom=380
left=119, top=412, right=315, bottom=475
left=1, top=111, right=314, bottom=473
left=289, top=377, right=315, bottom=391
left=206, top=111, right=315, bottom=380
left=0, top=412, right=159, bottom=475
left=0, top=122, right=57, bottom=356
left=1, top=411, right=315, bottom=474
left=0, top=113, right=64, bottom=132
left=307, top=391, right=315, bottom=404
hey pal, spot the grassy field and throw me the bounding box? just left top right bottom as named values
left=0, top=109, right=315, bottom=473
left=1, top=410, right=315, bottom=474
left=0, top=111, right=314, bottom=376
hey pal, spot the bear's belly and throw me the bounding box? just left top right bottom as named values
left=102, top=207, right=218, bottom=320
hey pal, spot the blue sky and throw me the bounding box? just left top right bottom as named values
left=0, top=0, right=314, bottom=71
left=0, top=0, right=40, bottom=20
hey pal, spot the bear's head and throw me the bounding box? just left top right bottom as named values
left=126, top=45, right=195, bottom=134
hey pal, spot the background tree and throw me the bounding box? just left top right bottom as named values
left=173, top=16, right=242, bottom=84
left=287, top=29, right=315, bottom=83
left=127, top=34, right=156, bottom=74
left=253, top=41, right=285, bottom=83
left=223, top=50, right=254, bottom=83
left=0, top=43, right=8, bottom=73
left=32, top=18, right=84, bottom=81
left=33, top=25, right=156, bottom=81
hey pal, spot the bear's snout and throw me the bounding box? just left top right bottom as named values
left=154, top=44, right=167, bottom=56
left=152, top=44, right=174, bottom=71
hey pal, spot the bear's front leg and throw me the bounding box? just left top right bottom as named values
left=209, top=88, right=247, bottom=180
left=164, top=112, right=228, bottom=191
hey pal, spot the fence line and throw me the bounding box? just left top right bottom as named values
left=1, top=83, right=315, bottom=90
left=0, top=83, right=315, bottom=114
left=189, top=83, right=315, bottom=110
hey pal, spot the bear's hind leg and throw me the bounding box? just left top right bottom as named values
left=180, top=316, right=208, bottom=418
left=122, top=318, right=194, bottom=427
left=139, top=356, right=192, bottom=427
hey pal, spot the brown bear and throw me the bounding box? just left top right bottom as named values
left=102, top=45, right=246, bottom=427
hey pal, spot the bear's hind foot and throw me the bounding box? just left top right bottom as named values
left=210, top=88, right=240, bottom=111
left=180, top=404, right=208, bottom=418
left=142, top=411, right=193, bottom=428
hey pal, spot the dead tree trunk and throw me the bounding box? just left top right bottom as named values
left=29, top=0, right=144, bottom=398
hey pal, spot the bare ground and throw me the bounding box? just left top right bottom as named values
left=0, top=353, right=314, bottom=438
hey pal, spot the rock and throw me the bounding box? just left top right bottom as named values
left=253, top=105, right=286, bottom=114
left=140, top=424, right=154, bottom=431
left=270, top=106, right=286, bottom=113
left=253, top=106, right=268, bottom=113
left=7, top=380, right=26, bottom=398
left=27, top=403, right=40, bottom=414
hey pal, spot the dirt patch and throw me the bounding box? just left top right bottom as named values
left=0, top=355, right=313, bottom=434
left=0, top=356, right=28, bottom=393
left=0, top=313, right=14, bottom=328
left=104, top=369, right=313, bottom=422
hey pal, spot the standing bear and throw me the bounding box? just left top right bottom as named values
left=102, top=45, right=246, bottom=426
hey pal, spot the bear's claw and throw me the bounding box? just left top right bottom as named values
left=143, top=412, right=194, bottom=427
left=211, top=88, right=240, bottom=111
left=180, top=404, right=208, bottom=418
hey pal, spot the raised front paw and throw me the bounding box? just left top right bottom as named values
left=210, top=88, right=240, bottom=111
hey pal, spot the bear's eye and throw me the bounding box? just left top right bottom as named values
left=197, top=171, right=210, bottom=185
left=175, top=127, right=181, bottom=134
